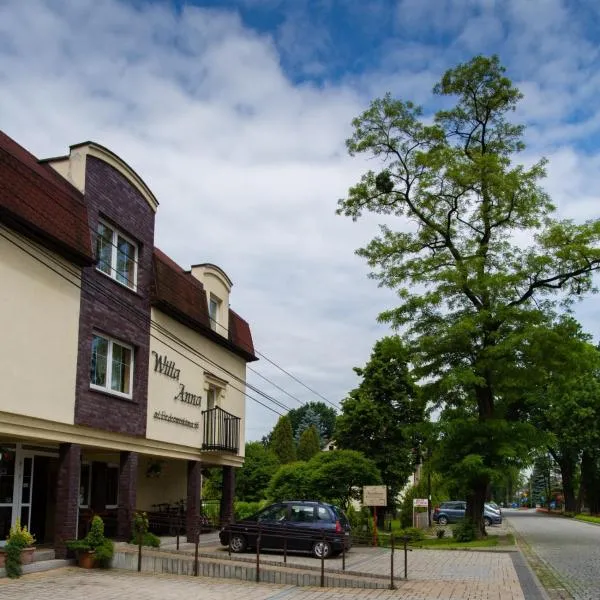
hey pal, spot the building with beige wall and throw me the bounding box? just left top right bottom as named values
left=0, top=130, right=256, bottom=555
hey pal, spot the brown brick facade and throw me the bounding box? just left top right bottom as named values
left=186, top=460, right=201, bottom=542
left=54, top=443, right=81, bottom=559
left=220, top=466, right=235, bottom=526
left=74, top=156, right=155, bottom=436
left=117, top=451, right=138, bottom=540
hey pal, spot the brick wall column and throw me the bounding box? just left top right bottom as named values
left=186, top=460, right=201, bottom=542
left=117, top=451, right=138, bottom=540
left=220, top=466, right=235, bottom=526
left=54, top=443, right=81, bottom=558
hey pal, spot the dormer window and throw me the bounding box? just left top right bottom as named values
left=208, top=294, right=221, bottom=331
left=96, top=220, right=138, bottom=290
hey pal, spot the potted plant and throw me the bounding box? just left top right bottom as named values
left=67, top=515, right=114, bottom=569
left=0, top=518, right=36, bottom=578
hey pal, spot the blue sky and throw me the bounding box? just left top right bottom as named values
left=1, top=0, right=599, bottom=440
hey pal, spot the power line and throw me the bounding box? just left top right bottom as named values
left=0, top=228, right=285, bottom=417
left=5, top=154, right=336, bottom=409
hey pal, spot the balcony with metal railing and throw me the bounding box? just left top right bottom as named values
left=201, top=406, right=240, bottom=453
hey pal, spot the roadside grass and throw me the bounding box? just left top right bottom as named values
left=574, top=514, right=600, bottom=524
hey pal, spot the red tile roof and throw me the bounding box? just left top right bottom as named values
left=0, top=130, right=94, bottom=265
left=152, top=248, right=257, bottom=362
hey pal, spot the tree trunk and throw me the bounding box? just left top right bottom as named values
left=581, top=451, right=600, bottom=514
left=466, top=478, right=488, bottom=537
left=559, top=458, right=577, bottom=513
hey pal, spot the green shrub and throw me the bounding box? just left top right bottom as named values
left=346, top=506, right=372, bottom=532
left=94, top=539, right=114, bottom=568
left=5, top=519, right=36, bottom=578
left=397, top=527, right=425, bottom=542
left=436, top=528, right=446, bottom=539
left=453, top=519, right=477, bottom=542
left=234, top=501, right=265, bottom=521
left=66, top=515, right=114, bottom=568
left=129, top=532, right=160, bottom=548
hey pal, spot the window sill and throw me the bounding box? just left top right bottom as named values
left=89, top=385, right=136, bottom=403
left=94, top=267, right=141, bottom=296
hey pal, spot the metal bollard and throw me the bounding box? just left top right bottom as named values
left=390, top=534, right=395, bottom=590
left=283, top=523, right=287, bottom=564
left=137, top=535, right=142, bottom=572
left=403, top=535, right=412, bottom=579
left=194, top=530, right=200, bottom=576
left=228, top=525, right=232, bottom=558
left=342, top=533, right=346, bottom=571
left=320, top=529, right=325, bottom=588
left=256, top=525, right=261, bottom=583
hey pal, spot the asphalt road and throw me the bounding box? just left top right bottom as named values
left=505, top=509, right=600, bottom=600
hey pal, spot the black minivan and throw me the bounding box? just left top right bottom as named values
left=219, top=500, right=351, bottom=558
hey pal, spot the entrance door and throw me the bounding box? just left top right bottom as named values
left=0, top=447, right=17, bottom=544
left=16, top=452, right=35, bottom=532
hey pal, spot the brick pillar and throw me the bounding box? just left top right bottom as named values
left=186, top=460, right=201, bottom=542
left=220, top=466, right=235, bottom=526
left=54, top=443, right=81, bottom=558
left=117, top=451, right=138, bottom=540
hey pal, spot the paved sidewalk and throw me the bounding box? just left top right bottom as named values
left=0, top=555, right=526, bottom=600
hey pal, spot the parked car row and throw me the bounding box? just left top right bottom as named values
left=219, top=500, right=352, bottom=559
left=432, top=501, right=503, bottom=526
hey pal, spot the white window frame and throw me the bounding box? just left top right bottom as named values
left=208, top=294, right=221, bottom=331
left=96, top=219, right=139, bottom=291
left=90, top=333, right=134, bottom=399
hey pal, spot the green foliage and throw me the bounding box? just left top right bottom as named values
left=269, top=415, right=296, bottom=464
left=345, top=506, right=373, bottom=532
left=132, top=511, right=149, bottom=544
left=453, top=519, right=478, bottom=542
left=94, top=539, right=114, bottom=568
left=7, top=518, right=35, bottom=548
left=267, top=461, right=312, bottom=501
left=236, top=442, right=280, bottom=502
left=337, top=54, right=600, bottom=534
left=297, top=425, right=321, bottom=461
left=397, top=527, right=425, bottom=542
left=129, top=532, right=160, bottom=548
left=4, top=543, right=23, bottom=578
left=335, top=336, right=426, bottom=503
left=202, top=468, right=223, bottom=500
left=288, top=402, right=337, bottom=443
left=234, top=501, right=266, bottom=520
left=267, top=450, right=382, bottom=509
left=436, top=528, right=446, bottom=539
left=67, top=515, right=113, bottom=568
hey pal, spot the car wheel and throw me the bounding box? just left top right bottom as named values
left=313, top=540, right=332, bottom=559
left=438, top=516, right=448, bottom=526
left=484, top=517, right=492, bottom=527
left=229, top=534, right=247, bottom=553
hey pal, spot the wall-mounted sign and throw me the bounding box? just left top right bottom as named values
left=363, top=485, right=387, bottom=507
left=153, top=410, right=199, bottom=429
left=151, top=351, right=202, bottom=428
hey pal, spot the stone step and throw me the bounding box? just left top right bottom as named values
left=0, top=558, right=74, bottom=578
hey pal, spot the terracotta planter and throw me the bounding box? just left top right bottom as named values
left=0, top=546, right=36, bottom=568
left=77, top=550, right=96, bottom=569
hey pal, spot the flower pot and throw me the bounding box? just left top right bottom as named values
left=0, top=546, right=36, bottom=567
left=77, top=550, right=96, bottom=569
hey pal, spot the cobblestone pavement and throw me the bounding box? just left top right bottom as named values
left=506, top=509, right=600, bottom=600
left=0, top=566, right=525, bottom=600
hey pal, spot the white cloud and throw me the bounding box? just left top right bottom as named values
left=1, top=0, right=599, bottom=442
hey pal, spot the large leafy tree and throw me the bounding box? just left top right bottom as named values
left=289, top=402, right=337, bottom=443
left=267, top=450, right=381, bottom=509
left=335, top=336, right=425, bottom=507
left=269, top=415, right=296, bottom=464
left=297, top=425, right=322, bottom=461
left=236, top=442, right=280, bottom=502
left=338, top=55, right=600, bottom=534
